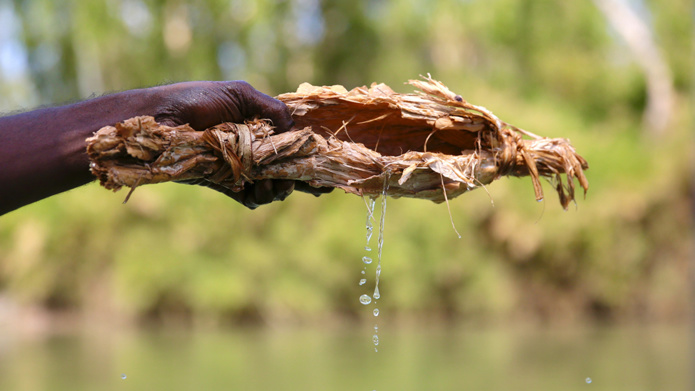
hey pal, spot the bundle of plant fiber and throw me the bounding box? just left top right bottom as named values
left=86, top=76, right=588, bottom=208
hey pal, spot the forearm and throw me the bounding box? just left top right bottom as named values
left=0, top=80, right=302, bottom=213
left=0, top=88, right=162, bottom=215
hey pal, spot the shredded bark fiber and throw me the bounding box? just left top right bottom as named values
left=86, top=76, right=588, bottom=208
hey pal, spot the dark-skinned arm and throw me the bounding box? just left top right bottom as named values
left=0, top=81, right=329, bottom=216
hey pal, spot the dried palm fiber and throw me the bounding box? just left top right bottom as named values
left=86, top=76, right=588, bottom=208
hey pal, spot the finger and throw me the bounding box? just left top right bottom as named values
left=294, top=181, right=334, bottom=197
left=273, top=180, right=295, bottom=201
left=175, top=179, right=258, bottom=209
left=252, top=179, right=276, bottom=206
left=226, top=81, right=295, bottom=133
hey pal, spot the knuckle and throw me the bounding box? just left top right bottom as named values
left=228, top=80, right=253, bottom=94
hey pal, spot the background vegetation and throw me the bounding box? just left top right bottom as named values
left=0, top=0, right=692, bottom=329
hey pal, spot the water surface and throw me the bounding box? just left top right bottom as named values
left=0, top=324, right=689, bottom=391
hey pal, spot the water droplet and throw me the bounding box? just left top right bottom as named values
left=361, top=270, right=366, bottom=274
left=362, top=256, right=372, bottom=264
left=585, top=377, right=592, bottom=384
left=359, top=278, right=367, bottom=286
left=365, top=246, right=371, bottom=251
left=359, top=294, right=372, bottom=305
left=373, top=334, right=379, bottom=345
left=373, top=308, right=379, bottom=316
left=121, top=374, right=127, bottom=380
left=373, top=286, right=380, bottom=300
left=374, top=325, right=378, bottom=331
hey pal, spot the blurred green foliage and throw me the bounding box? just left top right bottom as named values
left=0, top=0, right=692, bottom=326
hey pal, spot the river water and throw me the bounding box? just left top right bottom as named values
left=0, top=323, right=689, bottom=391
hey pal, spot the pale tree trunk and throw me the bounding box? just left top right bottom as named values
left=593, top=0, right=674, bottom=136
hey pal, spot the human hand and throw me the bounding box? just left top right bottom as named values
left=150, top=80, right=331, bottom=209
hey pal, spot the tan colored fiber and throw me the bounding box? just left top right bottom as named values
left=87, top=76, right=588, bottom=208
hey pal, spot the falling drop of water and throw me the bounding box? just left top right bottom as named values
left=585, top=378, right=592, bottom=384
left=359, top=294, right=372, bottom=305
left=373, top=334, right=379, bottom=345
left=359, top=278, right=367, bottom=286
left=374, top=325, right=378, bottom=331
left=121, top=374, right=127, bottom=380
left=362, top=256, right=372, bottom=264
left=373, top=308, right=379, bottom=316
left=373, top=286, right=380, bottom=300
left=361, top=270, right=366, bottom=275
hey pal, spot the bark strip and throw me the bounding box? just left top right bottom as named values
left=87, top=76, right=588, bottom=208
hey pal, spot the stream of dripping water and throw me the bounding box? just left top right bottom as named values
left=359, top=197, right=376, bottom=308
left=376, top=176, right=390, bottom=352
left=357, top=176, right=389, bottom=391
left=374, top=175, right=388, bottom=303
left=359, top=174, right=389, bottom=354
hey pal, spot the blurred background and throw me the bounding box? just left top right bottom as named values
left=0, top=0, right=692, bottom=390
